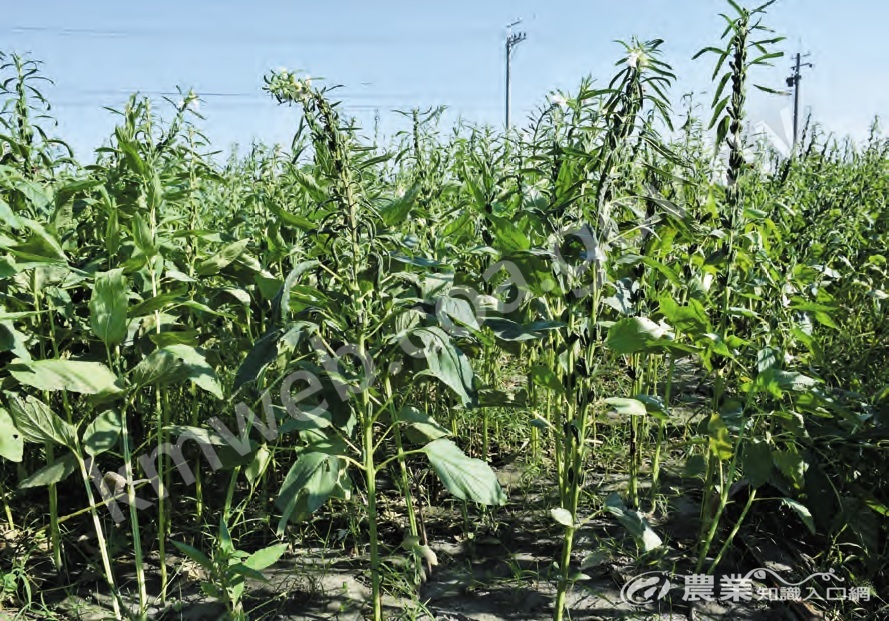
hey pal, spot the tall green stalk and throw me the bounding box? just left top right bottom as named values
left=118, top=393, right=148, bottom=612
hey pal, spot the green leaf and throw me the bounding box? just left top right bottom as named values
left=634, top=395, right=669, bottom=421
left=756, top=347, right=782, bottom=373
left=380, top=185, right=418, bottom=227
left=462, top=164, right=488, bottom=211
left=171, top=541, right=213, bottom=571
left=275, top=451, right=342, bottom=533
left=234, top=329, right=283, bottom=391
left=228, top=562, right=268, bottom=582
left=580, top=550, right=609, bottom=569
left=604, top=397, right=647, bottom=417
left=755, top=368, right=817, bottom=397
left=605, top=317, right=673, bottom=354
left=89, top=269, right=129, bottom=346
left=131, top=213, right=156, bottom=257
left=708, top=96, right=730, bottom=130
left=0, top=197, right=21, bottom=229
left=483, top=318, right=556, bottom=342
left=604, top=493, right=662, bottom=551
left=8, top=359, right=123, bottom=396
left=129, top=291, right=184, bottom=317
left=165, top=344, right=224, bottom=399
left=865, top=497, right=889, bottom=517
left=551, top=507, right=574, bottom=528
left=530, top=364, right=565, bottom=395
left=421, top=438, right=505, bottom=506
left=244, top=543, right=287, bottom=572
left=219, top=516, right=234, bottom=554
left=105, top=208, right=120, bottom=257
left=131, top=345, right=222, bottom=399
left=436, top=296, right=480, bottom=332
left=780, top=498, right=815, bottom=534
left=707, top=413, right=733, bottom=461
left=245, top=445, right=272, bottom=486
left=443, top=211, right=472, bottom=239
left=397, top=406, right=450, bottom=444
left=486, top=214, right=530, bottom=252
left=197, top=239, right=249, bottom=276
left=6, top=395, right=75, bottom=448
left=82, top=409, right=122, bottom=457
left=477, top=389, right=526, bottom=408
left=716, top=115, right=731, bottom=150
left=742, top=439, right=773, bottom=488
left=0, top=408, right=24, bottom=462
left=0, top=321, right=31, bottom=360
left=7, top=218, right=67, bottom=263
left=684, top=454, right=707, bottom=478
left=165, top=425, right=230, bottom=446
left=658, top=296, right=711, bottom=335
left=774, top=449, right=807, bottom=490
left=414, top=327, right=476, bottom=408
left=131, top=348, right=187, bottom=387
left=149, top=330, right=200, bottom=348
left=19, top=453, right=78, bottom=489
left=750, top=51, right=784, bottom=65
left=812, top=311, right=838, bottom=330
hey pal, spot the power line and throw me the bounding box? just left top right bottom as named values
left=3, top=25, right=495, bottom=47
left=47, top=98, right=500, bottom=112
left=51, top=88, right=476, bottom=101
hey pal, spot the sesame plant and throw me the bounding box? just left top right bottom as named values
left=241, top=71, right=506, bottom=621
left=171, top=517, right=287, bottom=621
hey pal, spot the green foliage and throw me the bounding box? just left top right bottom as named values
left=172, top=517, right=287, bottom=621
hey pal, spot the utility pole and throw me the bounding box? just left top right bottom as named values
left=505, top=19, right=526, bottom=131
left=373, top=108, right=380, bottom=148
left=785, top=52, right=813, bottom=149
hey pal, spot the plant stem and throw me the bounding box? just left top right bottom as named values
left=77, top=454, right=123, bottom=620
left=708, top=488, right=757, bottom=574
left=1, top=484, right=13, bottom=529
left=223, top=465, right=241, bottom=521
left=46, top=443, right=62, bottom=568
left=33, top=280, right=62, bottom=569
left=651, top=355, right=675, bottom=502
left=119, top=397, right=148, bottom=612
left=363, top=402, right=382, bottom=621
left=386, top=379, right=421, bottom=580
left=553, top=523, right=575, bottom=621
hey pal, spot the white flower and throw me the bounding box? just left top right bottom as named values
left=550, top=93, right=568, bottom=110
left=627, top=50, right=648, bottom=69
left=303, top=74, right=312, bottom=88
left=178, top=92, right=199, bottom=112
left=702, top=273, right=714, bottom=292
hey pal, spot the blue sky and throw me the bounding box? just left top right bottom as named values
left=3, top=1, right=886, bottom=158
